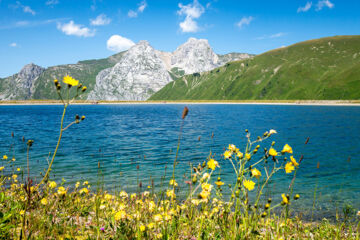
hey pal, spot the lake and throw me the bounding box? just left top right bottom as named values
left=0, top=104, right=359, bottom=220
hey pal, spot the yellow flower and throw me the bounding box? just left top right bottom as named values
left=243, top=179, right=255, bottom=191
left=148, top=201, right=156, bottom=212
left=20, top=210, right=25, bottom=215
left=114, top=210, right=126, bottom=221
left=104, top=194, right=113, bottom=201
left=201, top=183, right=212, bottom=192
left=79, top=188, right=89, bottom=194
left=201, top=173, right=210, bottom=181
left=290, top=156, right=299, bottom=167
left=285, top=162, right=295, bottom=173
left=269, top=148, right=277, bottom=156
left=12, top=157, right=15, bottom=161
left=245, top=153, right=251, bottom=160
left=224, top=150, right=232, bottom=159
left=207, top=158, right=219, bottom=170
left=282, top=144, right=293, bottom=154
left=75, top=182, right=80, bottom=188
left=153, top=214, right=163, bottom=222
left=268, top=129, right=277, bottom=136
left=139, top=225, right=146, bottom=232
left=12, top=174, right=18, bottom=179
left=49, top=181, right=57, bottom=189
left=147, top=222, right=154, bottom=229
left=119, top=191, right=128, bottom=198
left=166, top=189, right=176, bottom=199
left=57, top=186, right=67, bottom=195
left=63, top=75, right=79, bottom=86
left=130, top=193, right=136, bottom=200
left=199, top=190, right=210, bottom=199
left=83, top=181, right=88, bottom=185
left=17, top=168, right=21, bottom=171
left=169, top=179, right=178, bottom=187
left=40, top=198, right=48, bottom=205
left=0, top=166, right=4, bottom=171
left=281, top=194, right=289, bottom=204
left=3, top=155, right=8, bottom=160
left=215, top=181, right=224, bottom=186
left=228, top=144, right=236, bottom=152
left=251, top=168, right=261, bottom=179
left=237, top=151, right=244, bottom=158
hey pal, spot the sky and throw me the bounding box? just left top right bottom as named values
left=0, top=0, right=359, bottom=77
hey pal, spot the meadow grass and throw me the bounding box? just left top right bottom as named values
left=0, top=76, right=359, bottom=239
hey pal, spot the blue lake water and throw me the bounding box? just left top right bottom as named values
left=0, top=104, right=359, bottom=219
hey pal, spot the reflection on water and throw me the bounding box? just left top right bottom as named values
left=0, top=104, right=359, bottom=219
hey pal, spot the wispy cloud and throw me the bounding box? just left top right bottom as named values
left=177, top=0, right=205, bottom=33
left=0, top=18, right=68, bottom=30
left=316, top=0, right=334, bottom=10
left=128, top=1, right=147, bottom=18
left=90, top=14, right=111, bottom=26
left=107, top=35, right=135, bottom=52
left=9, top=43, right=18, bottom=47
left=297, top=2, right=312, bottom=13
left=236, top=16, right=254, bottom=29
left=11, top=1, right=36, bottom=15
left=255, top=32, right=287, bottom=40
left=45, top=0, right=59, bottom=7
left=57, top=21, right=95, bottom=37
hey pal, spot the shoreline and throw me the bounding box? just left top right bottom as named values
left=1, top=100, right=360, bottom=106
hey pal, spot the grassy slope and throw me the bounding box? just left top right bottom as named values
left=31, top=52, right=125, bottom=99
left=150, top=36, right=360, bottom=100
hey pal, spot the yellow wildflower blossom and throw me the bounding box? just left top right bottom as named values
left=237, top=151, right=244, bottom=159
left=251, top=168, right=261, bottom=179
left=281, top=194, right=289, bottom=204
left=49, top=181, right=57, bottom=189
left=147, top=222, right=154, bottom=229
left=282, top=144, right=293, bottom=154
left=148, top=201, right=156, bottom=212
left=130, top=193, right=136, bottom=200
left=207, top=158, right=219, bottom=170
left=0, top=166, right=4, bottom=171
left=139, top=225, right=146, bottom=232
left=224, top=150, right=232, bottom=159
left=268, top=129, right=277, bottom=136
left=12, top=174, right=17, bottom=179
left=79, top=188, right=89, bottom=194
left=199, top=190, right=210, bottom=199
left=245, top=153, right=251, bottom=160
left=153, top=214, right=163, bottom=222
left=290, top=156, right=299, bottom=167
left=114, top=210, right=126, bottom=221
left=285, top=162, right=295, bottom=173
left=201, top=183, right=212, bottom=192
left=57, top=186, right=67, bottom=195
left=17, top=168, right=20, bottom=171
left=201, top=173, right=210, bottom=181
left=119, top=191, right=128, bottom=198
left=166, top=189, right=176, bottom=199
left=269, top=148, right=277, bottom=156
left=228, top=144, right=236, bottom=152
left=20, top=210, right=25, bottom=215
left=243, top=179, right=255, bottom=191
left=215, top=181, right=224, bottom=186
left=169, top=179, right=178, bottom=186
left=63, top=75, right=79, bottom=86
left=12, top=157, right=15, bottom=161
left=40, top=198, right=48, bottom=205
left=83, top=181, right=88, bottom=185
left=75, top=182, right=80, bottom=188
left=3, top=155, right=8, bottom=160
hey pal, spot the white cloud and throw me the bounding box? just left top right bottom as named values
left=90, top=14, right=111, bottom=26
left=317, top=0, right=334, bottom=10
left=9, top=43, right=17, bottom=47
left=128, top=1, right=147, bottom=18
left=177, top=0, right=205, bottom=33
left=57, top=21, right=95, bottom=37
left=255, top=32, right=287, bottom=40
left=107, top=35, right=135, bottom=52
left=297, top=2, right=312, bottom=12
left=12, top=1, right=36, bottom=15
left=46, top=0, right=59, bottom=6
left=236, top=16, right=254, bottom=29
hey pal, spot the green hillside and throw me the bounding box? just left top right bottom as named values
left=150, top=36, right=360, bottom=100
left=31, top=52, right=125, bottom=99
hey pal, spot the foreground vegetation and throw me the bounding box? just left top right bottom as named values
left=0, top=76, right=359, bottom=239
left=151, top=35, right=360, bottom=101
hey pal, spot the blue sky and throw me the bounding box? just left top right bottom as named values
left=0, top=0, right=359, bottom=77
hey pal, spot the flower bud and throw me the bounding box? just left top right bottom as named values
left=81, top=116, right=85, bottom=121
left=267, top=198, right=272, bottom=203
left=261, top=212, right=267, bottom=218
left=75, top=114, right=80, bottom=120
left=82, top=86, right=87, bottom=92
left=294, top=194, right=300, bottom=200
left=265, top=203, right=270, bottom=210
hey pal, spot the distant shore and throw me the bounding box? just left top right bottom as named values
left=1, top=100, right=360, bottom=106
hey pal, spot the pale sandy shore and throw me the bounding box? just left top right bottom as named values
left=0, top=100, right=360, bottom=106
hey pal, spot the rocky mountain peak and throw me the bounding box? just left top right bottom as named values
left=18, top=63, right=45, bottom=89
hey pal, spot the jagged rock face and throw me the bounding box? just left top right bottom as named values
left=87, top=41, right=172, bottom=101
left=0, top=63, right=44, bottom=100
left=170, top=38, right=219, bottom=74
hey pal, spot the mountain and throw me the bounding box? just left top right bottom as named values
left=88, top=38, right=252, bottom=100
left=0, top=63, right=45, bottom=100
left=87, top=41, right=173, bottom=101
left=150, top=35, right=360, bottom=100
left=0, top=38, right=250, bottom=101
